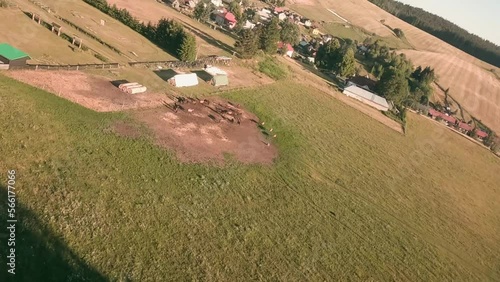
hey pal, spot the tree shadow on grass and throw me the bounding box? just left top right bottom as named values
left=192, top=70, right=212, bottom=83
left=154, top=69, right=178, bottom=82
left=182, top=22, right=236, bottom=55
left=0, top=185, right=107, bottom=282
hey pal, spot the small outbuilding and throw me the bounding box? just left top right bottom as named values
left=203, top=66, right=229, bottom=86
left=212, top=75, right=229, bottom=87
left=169, top=73, right=199, bottom=87
left=0, top=43, right=30, bottom=69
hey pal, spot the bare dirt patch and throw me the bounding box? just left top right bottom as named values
left=133, top=98, right=278, bottom=164
left=110, top=121, right=144, bottom=139
left=5, top=70, right=172, bottom=112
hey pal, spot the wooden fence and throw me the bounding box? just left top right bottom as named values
left=129, top=57, right=232, bottom=68
left=9, top=63, right=120, bottom=71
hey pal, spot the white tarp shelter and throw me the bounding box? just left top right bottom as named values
left=204, top=66, right=227, bottom=76
left=169, top=73, right=199, bottom=87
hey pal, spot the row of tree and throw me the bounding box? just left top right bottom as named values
left=315, top=39, right=357, bottom=78
left=369, top=0, right=500, bottom=67
left=234, top=18, right=300, bottom=58
left=83, top=0, right=196, bottom=61
left=364, top=40, right=435, bottom=106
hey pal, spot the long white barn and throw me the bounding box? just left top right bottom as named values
left=342, top=81, right=390, bottom=111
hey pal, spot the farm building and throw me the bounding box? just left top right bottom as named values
left=475, top=130, right=488, bottom=140
left=0, top=43, right=30, bottom=69
left=343, top=82, right=389, bottom=111
left=428, top=108, right=442, bottom=119
left=169, top=72, right=199, bottom=87
left=212, top=75, right=229, bottom=87
left=202, top=66, right=229, bottom=86
left=458, top=122, right=474, bottom=133
left=347, top=76, right=377, bottom=91
left=440, top=114, right=457, bottom=125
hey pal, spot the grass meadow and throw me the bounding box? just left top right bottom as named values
left=1, top=74, right=500, bottom=281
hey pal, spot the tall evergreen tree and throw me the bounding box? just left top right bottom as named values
left=260, top=18, right=280, bottom=54
left=376, top=67, right=409, bottom=105
left=178, top=33, right=197, bottom=61
left=279, top=20, right=300, bottom=45
left=338, top=48, right=357, bottom=77
left=315, top=38, right=341, bottom=70
left=235, top=28, right=259, bottom=59
left=228, top=1, right=242, bottom=23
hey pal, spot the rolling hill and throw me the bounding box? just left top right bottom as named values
left=291, top=0, right=500, bottom=133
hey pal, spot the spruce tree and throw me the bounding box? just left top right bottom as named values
left=235, top=29, right=259, bottom=59
left=337, top=48, right=356, bottom=77
left=260, top=18, right=280, bottom=54
left=178, top=33, right=197, bottom=62
left=280, top=20, right=300, bottom=45
left=315, top=38, right=341, bottom=70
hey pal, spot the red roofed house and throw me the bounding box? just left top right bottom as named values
left=215, top=11, right=237, bottom=29
left=427, top=108, right=442, bottom=119
left=274, top=7, right=286, bottom=13
left=475, top=129, right=488, bottom=140
left=458, top=122, right=473, bottom=133
left=441, top=114, right=456, bottom=125
left=277, top=42, right=294, bottom=57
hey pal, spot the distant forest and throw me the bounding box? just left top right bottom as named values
left=369, top=0, right=500, bottom=68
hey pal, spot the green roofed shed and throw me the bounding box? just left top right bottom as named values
left=0, top=43, right=30, bottom=68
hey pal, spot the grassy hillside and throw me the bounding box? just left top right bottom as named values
left=1, top=74, right=500, bottom=281
left=291, top=0, right=500, bottom=134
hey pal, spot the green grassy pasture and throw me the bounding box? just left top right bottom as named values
left=1, top=74, right=499, bottom=281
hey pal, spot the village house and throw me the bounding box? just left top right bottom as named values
left=311, top=28, right=320, bottom=35
left=277, top=12, right=287, bottom=21
left=274, top=7, right=286, bottom=14
left=441, top=114, right=457, bottom=126
left=215, top=10, right=237, bottom=29
left=458, top=122, right=474, bottom=134
left=210, top=0, right=223, bottom=6
left=242, top=20, right=255, bottom=29
left=475, top=129, right=488, bottom=140
left=186, top=0, right=199, bottom=9
left=277, top=42, right=294, bottom=57
left=257, top=8, right=272, bottom=21
left=322, top=34, right=333, bottom=43
left=428, top=108, right=442, bottom=119
left=300, top=18, right=312, bottom=27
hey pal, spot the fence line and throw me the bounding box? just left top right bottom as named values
left=9, top=63, right=119, bottom=71
left=129, top=57, right=232, bottom=68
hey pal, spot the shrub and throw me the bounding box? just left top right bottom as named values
left=94, top=53, right=108, bottom=62
left=258, top=57, right=288, bottom=80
